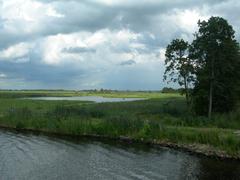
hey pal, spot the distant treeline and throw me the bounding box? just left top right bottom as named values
left=0, top=88, right=180, bottom=94
left=161, top=87, right=184, bottom=93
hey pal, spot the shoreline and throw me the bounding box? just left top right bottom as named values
left=1, top=125, right=239, bottom=161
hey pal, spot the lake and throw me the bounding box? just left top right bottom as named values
left=0, top=129, right=240, bottom=180
left=24, top=96, right=146, bottom=103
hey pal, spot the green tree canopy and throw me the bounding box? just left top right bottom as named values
left=190, top=17, right=240, bottom=116
left=164, top=39, right=194, bottom=106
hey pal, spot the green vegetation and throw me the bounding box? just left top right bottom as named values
left=164, top=16, right=240, bottom=118
left=164, top=39, right=194, bottom=107
left=0, top=90, right=239, bottom=156
left=0, top=89, right=180, bottom=99
left=191, top=17, right=240, bottom=118
left=0, top=16, right=239, bottom=158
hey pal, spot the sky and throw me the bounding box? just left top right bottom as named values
left=0, top=0, right=239, bottom=90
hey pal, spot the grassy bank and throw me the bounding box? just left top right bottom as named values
left=0, top=90, right=239, bottom=157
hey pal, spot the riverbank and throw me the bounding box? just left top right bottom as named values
left=0, top=124, right=239, bottom=161
left=0, top=90, right=239, bottom=160
left=2, top=127, right=240, bottom=180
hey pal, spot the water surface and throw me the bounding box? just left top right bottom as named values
left=24, top=96, right=146, bottom=103
left=0, top=129, right=240, bottom=180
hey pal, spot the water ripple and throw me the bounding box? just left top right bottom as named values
left=0, top=129, right=240, bottom=180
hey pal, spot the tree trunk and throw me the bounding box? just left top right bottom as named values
left=208, top=58, right=214, bottom=119
left=208, top=80, right=213, bottom=119
left=184, top=77, right=189, bottom=107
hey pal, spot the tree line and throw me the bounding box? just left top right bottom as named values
left=164, top=16, right=240, bottom=118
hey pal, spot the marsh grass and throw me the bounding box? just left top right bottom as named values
left=0, top=91, right=240, bottom=155
left=2, top=105, right=240, bottom=154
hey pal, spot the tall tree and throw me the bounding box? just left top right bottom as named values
left=164, top=39, right=194, bottom=107
left=190, top=17, right=240, bottom=118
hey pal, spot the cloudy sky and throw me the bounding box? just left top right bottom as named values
left=0, top=0, right=239, bottom=90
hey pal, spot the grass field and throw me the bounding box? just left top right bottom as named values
left=0, top=90, right=239, bottom=156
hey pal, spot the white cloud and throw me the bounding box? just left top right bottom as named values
left=46, top=6, right=64, bottom=18
left=91, top=0, right=164, bottom=7
left=41, top=33, right=88, bottom=65
left=0, top=73, right=7, bottom=78
left=0, top=42, right=32, bottom=60
left=1, top=0, right=64, bottom=33
left=177, top=9, right=209, bottom=33
left=40, top=29, right=145, bottom=66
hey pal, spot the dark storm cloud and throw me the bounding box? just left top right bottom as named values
left=62, top=47, right=96, bottom=54
left=0, top=0, right=239, bottom=90
left=0, top=0, right=231, bottom=48
left=120, top=60, right=136, bottom=66
left=0, top=61, right=78, bottom=85
left=48, top=0, right=227, bottom=34
left=1, top=0, right=238, bottom=50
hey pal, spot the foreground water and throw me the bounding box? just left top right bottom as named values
left=0, top=129, right=240, bottom=180
left=24, top=96, right=146, bottom=103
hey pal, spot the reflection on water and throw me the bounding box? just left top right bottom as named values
left=0, top=129, right=240, bottom=180
left=23, top=96, right=146, bottom=103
